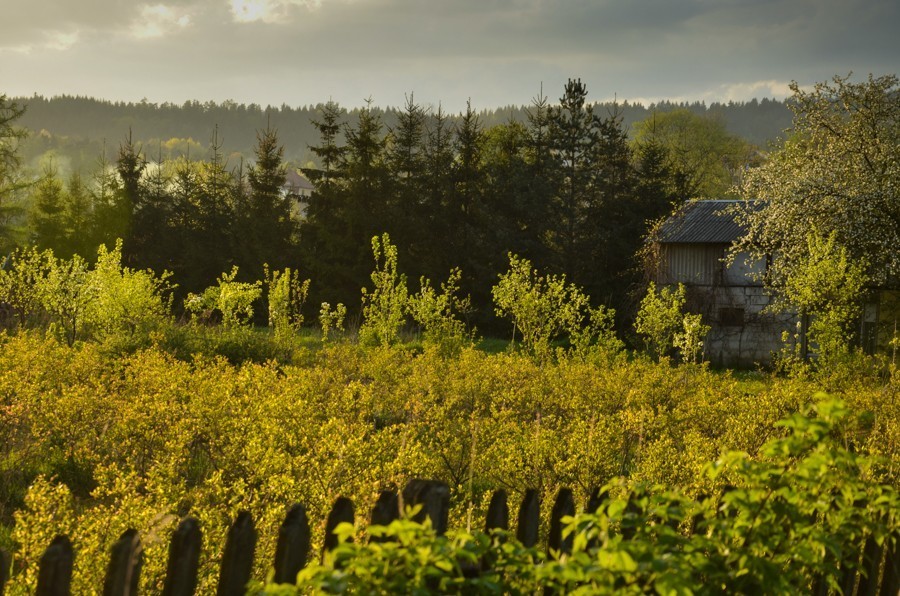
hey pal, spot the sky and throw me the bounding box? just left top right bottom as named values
left=1, top=0, right=898, bottom=112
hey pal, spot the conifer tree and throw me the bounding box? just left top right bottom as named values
left=241, top=122, right=296, bottom=280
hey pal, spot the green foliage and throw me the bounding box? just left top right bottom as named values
left=0, top=329, right=897, bottom=592
left=735, top=73, right=900, bottom=288
left=634, top=282, right=686, bottom=361
left=0, top=245, right=54, bottom=328
left=37, top=252, right=91, bottom=346
left=268, top=398, right=898, bottom=594
left=673, top=312, right=711, bottom=365
left=630, top=108, right=751, bottom=202
left=319, top=302, right=347, bottom=341
left=265, top=265, right=310, bottom=340
left=185, top=266, right=262, bottom=328
left=359, top=233, right=408, bottom=346
left=408, top=267, right=475, bottom=357
left=86, top=240, right=174, bottom=341
left=492, top=253, right=618, bottom=360
left=778, top=230, right=869, bottom=367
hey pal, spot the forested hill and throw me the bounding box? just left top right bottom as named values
left=14, top=94, right=792, bottom=173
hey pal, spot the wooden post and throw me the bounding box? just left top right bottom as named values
left=216, top=511, right=257, bottom=596
left=272, top=504, right=310, bottom=585
left=586, top=487, right=608, bottom=514
left=162, top=517, right=202, bottom=596
left=103, top=529, right=142, bottom=596
left=621, top=492, right=641, bottom=541
left=36, top=535, right=74, bottom=596
left=484, top=490, right=509, bottom=532
left=1, top=548, right=9, bottom=596
left=856, top=531, right=883, bottom=596
left=881, top=529, right=899, bottom=596
left=322, top=497, right=355, bottom=556
left=516, top=489, right=540, bottom=548
left=369, top=491, right=399, bottom=543
left=548, top=488, right=574, bottom=555
left=402, top=479, right=450, bottom=536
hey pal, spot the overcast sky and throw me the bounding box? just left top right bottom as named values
left=2, top=0, right=898, bottom=112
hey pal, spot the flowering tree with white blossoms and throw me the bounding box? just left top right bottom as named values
left=732, top=73, right=900, bottom=291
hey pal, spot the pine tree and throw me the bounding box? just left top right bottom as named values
left=241, top=122, right=296, bottom=280
left=30, top=164, right=67, bottom=253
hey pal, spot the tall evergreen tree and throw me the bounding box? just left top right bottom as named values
left=299, top=101, right=348, bottom=307
left=0, top=95, right=27, bottom=252
left=116, top=130, right=145, bottom=263
left=241, top=122, right=296, bottom=280
left=420, top=104, right=455, bottom=281
left=62, top=172, right=95, bottom=259
left=387, top=93, right=426, bottom=270
left=30, top=164, right=67, bottom=253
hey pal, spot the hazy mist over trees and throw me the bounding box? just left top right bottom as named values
left=13, top=93, right=792, bottom=177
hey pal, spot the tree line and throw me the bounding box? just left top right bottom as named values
left=4, top=79, right=754, bottom=331
left=14, top=92, right=790, bottom=166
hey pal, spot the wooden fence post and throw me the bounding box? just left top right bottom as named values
left=402, top=480, right=450, bottom=536
left=369, top=491, right=399, bottom=543
left=856, top=531, right=883, bottom=596
left=322, top=497, right=355, bottom=556
left=1, top=547, right=9, bottom=596
left=548, top=488, right=574, bottom=556
left=102, top=528, right=142, bottom=596
left=516, top=489, right=540, bottom=549
left=162, top=517, right=202, bottom=596
left=485, top=490, right=509, bottom=532
left=586, top=487, right=608, bottom=514
left=216, top=511, right=257, bottom=596
left=272, top=504, right=310, bottom=585
left=36, top=535, right=74, bottom=596
left=621, top=492, right=642, bottom=541
left=881, top=529, right=899, bottom=596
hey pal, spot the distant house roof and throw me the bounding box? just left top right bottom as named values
left=284, top=169, right=314, bottom=193
left=656, top=199, right=758, bottom=244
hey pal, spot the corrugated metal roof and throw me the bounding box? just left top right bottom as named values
left=657, top=200, right=756, bottom=244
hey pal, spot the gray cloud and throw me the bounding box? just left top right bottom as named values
left=2, top=0, right=898, bottom=111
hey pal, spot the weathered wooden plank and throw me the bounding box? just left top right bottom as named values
left=216, top=511, right=257, bottom=596
left=36, top=535, right=74, bottom=596
left=103, top=528, right=142, bottom=596
left=272, top=504, right=310, bottom=585
left=162, top=517, right=202, bottom=596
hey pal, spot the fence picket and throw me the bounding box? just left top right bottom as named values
left=548, top=488, right=574, bottom=555
left=402, top=479, right=450, bottom=536
left=272, top=504, right=310, bottom=585
left=162, top=517, right=202, bottom=596
left=1, top=548, right=9, bottom=596
left=881, top=530, right=899, bottom=596
left=485, top=489, right=509, bottom=532
left=517, top=489, right=540, bottom=548
left=322, top=497, right=355, bottom=555
left=216, top=511, right=257, bottom=596
left=369, top=490, right=399, bottom=543
left=36, top=536, right=74, bottom=596
left=102, top=529, right=142, bottom=596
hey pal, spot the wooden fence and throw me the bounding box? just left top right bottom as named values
left=0, top=478, right=897, bottom=595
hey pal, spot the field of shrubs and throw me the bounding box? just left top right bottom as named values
left=0, top=238, right=898, bottom=593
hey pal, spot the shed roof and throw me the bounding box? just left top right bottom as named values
left=656, top=199, right=757, bottom=244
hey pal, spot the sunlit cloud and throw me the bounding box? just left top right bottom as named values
left=717, top=80, right=796, bottom=102
left=131, top=4, right=193, bottom=39
left=0, top=29, right=80, bottom=54
left=230, top=0, right=284, bottom=23
left=229, top=0, right=323, bottom=24
left=46, top=30, right=80, bottom=51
